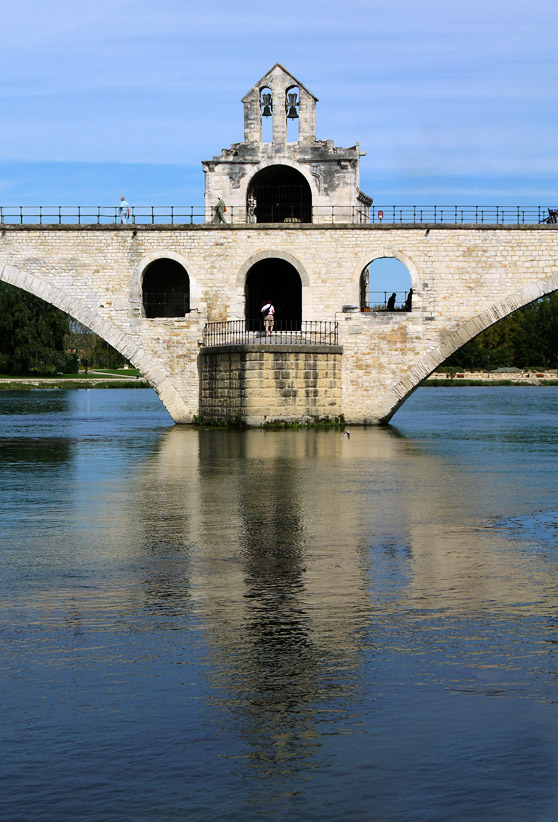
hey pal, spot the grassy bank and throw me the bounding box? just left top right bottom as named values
left=0, top=379, right=149, bottom=390
left=0, top=367, right=149, bottom=389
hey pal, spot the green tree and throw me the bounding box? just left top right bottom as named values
left=66, top=320, right=123, bottom=369
left=0, top=283, right=73, bottom=374
left=445, top=293, right=558, bottom=370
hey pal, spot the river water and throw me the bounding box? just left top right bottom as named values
left=0, top=388, right=557, bottom=821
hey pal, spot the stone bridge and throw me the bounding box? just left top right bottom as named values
left=1, top=222, right=557, bottom=424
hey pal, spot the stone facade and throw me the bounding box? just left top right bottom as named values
left=1, top=223, right=557, bottom=425
left=202, top=64, right=371, bottom=224
left=199, top=344, right=343, bottom=425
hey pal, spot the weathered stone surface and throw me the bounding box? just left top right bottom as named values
left=1, top=223, right=557, bottom=423
left=202, top=63, right=371, bottom=224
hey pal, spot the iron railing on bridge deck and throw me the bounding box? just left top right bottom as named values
left=369, top=205, right=557, bottom=225
left=363, top=291, right=411, bottom=311
left=1, top=204, right=557, bottom=226
left=203, top=320, right=339, bottom=347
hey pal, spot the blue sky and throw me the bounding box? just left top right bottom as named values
left=1, top=0, right=557, bottom=208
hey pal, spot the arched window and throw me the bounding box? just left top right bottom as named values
left=247, top=165, right=312, bottom=224
left=142, top=259, right=190, bottom=318
left=260, top=86, right=273, bottom=143
left=360, top=258, right=413, bottom=312
left=245, top=258, right=302, bottom=331
left=286, top=85, right=300, bottom=143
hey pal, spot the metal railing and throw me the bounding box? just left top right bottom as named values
left=143, top=293, right=190, bottom=318
left=203, top=320, right=339, bottom=347
left=0, top=205, right=208, bottom=225
left=0, top=204, right=557, bottom=226
left=362, top=291, right=411, bottom=311
left=370, top=205, right=557, bottom=225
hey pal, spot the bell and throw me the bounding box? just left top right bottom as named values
left=261, top=93, right=272, bottom=118
left=286, top=105, right=299, bottom=119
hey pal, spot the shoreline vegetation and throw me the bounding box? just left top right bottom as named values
left=0, top=368, right=149, bottom=389
left=0, top=368, right=557, bottom=391
left=424, top=368, right=558, bottom=386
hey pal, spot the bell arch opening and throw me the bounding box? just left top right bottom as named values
left=259, top=86, right=273, bottom=143
left=286, top=85, right=300, bottom=143
left=247, top=165, right=312, bottom=224
left=245, top=258, right=302, bottom=331
left=360, top=257, right=413, bottom=312
left=142, top=259, right=190, bottom=318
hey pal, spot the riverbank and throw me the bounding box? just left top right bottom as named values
left=425, top=369, right=558, bottom=386
left=0, top=368, right=149, bottom=389
left=1, top=370, right=557, bottom=390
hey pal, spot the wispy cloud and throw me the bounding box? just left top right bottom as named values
left=1, top=0, right=557, bottom=201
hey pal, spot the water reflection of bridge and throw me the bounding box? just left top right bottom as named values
left=111, top=424, right=555, bottom=779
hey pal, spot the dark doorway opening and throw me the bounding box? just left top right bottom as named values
left=247, top=165, right=312, bottom=223
left=245, top=258, right=302, bottom=330
left=142, top=259, right=190, bottom=318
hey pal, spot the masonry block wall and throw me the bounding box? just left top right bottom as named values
left=203, top=63, right=368, bottom=223
left=1, top=224, right=557, bottom=424
left=199, top=345, right=343, bottom=425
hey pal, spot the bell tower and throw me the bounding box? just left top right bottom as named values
left=202, top=64, right=371, bottom=224
left=241, top=63, right=317, bottom=146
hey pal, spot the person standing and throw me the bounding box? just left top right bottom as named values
left=214, top=197, right=227, bottom=224
left=387, top=292, right=396, bottom=311
left=261, top=300, right=275, bottom=337
left=405, top=288, right=413, bottom=311
left=118, top=196, right=130, bottom=224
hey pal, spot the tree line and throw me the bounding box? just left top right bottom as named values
left=444, top=293, right=558, bottom=370
left=0, top=283, right=122, bottom=374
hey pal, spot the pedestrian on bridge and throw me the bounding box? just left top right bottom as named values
left=214, top=197, right=227, bottom=224
left=118, top=196, right=130, bottom=224
left=261, top=300, right=275, bottom=337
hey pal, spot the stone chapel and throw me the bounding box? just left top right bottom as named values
left=202, top=64, right=372, bottom=224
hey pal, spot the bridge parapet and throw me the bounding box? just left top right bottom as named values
left=1, top=204, right=557, bottom=227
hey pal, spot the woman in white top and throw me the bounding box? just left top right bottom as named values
left=261, top=301, right=275, bottom=336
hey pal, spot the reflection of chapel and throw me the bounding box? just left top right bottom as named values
left=202, top=63, right=372, bottom=224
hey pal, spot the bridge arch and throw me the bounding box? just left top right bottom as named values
left=0, top=262, right=191, bottom=422
left=354, top=249, right=419, bottom=311
left=247, top=164, right=312, bottom=223
left=359, top=257, right=415, bottom=312
left=236, top=250, right=310, bottom=289
left=232, top=250, right=309, bottom=322
left=132, top=251, right=201, bottom=316
left=241, top=159, right=319, bottom=221
left=244, top=258, right=302, bottom=328
left=142, top=259, right=190, bottom=318
left=381, top=272, right=558, bottom=423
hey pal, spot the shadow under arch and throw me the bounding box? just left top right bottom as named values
left=382, top=273, right=558, bottom=423
left=0, top=262, right=190, bottom=422
left=133, top=250, right=201, bottom=314
left=142, top=258, right=190, bottom=318
left=245, top=258, right=302, bottom=329
left=247, top=164, right=312, bottom=223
